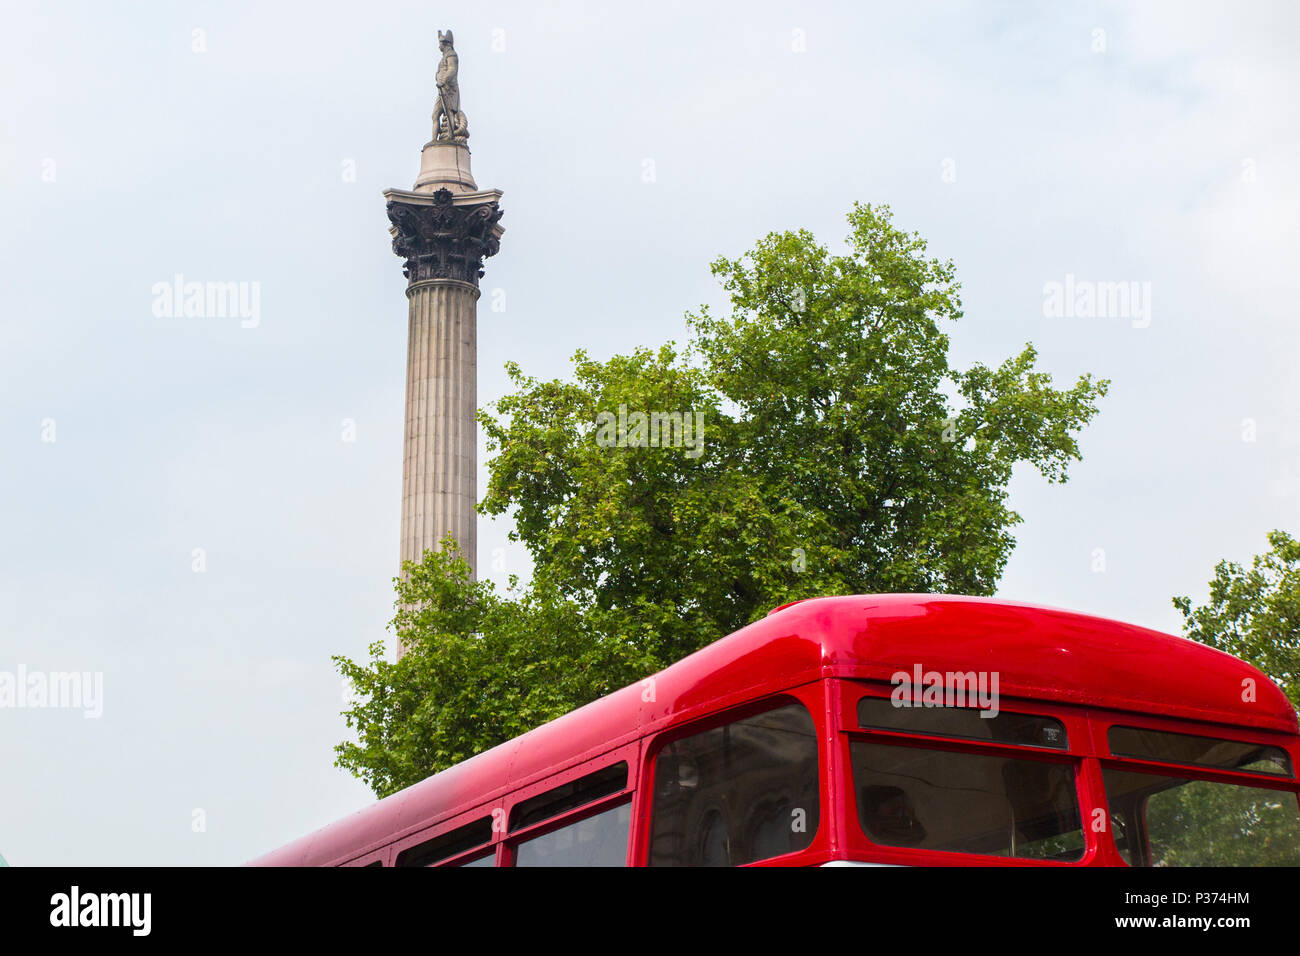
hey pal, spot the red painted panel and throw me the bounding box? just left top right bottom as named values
left=249, top=594, right=1299, bottom=866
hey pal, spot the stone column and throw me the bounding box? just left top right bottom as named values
left=400, top=278, right=480, bottom=571
left=384, top=152, right=503, bottom=585
left=384, top=30, right=503, bottom=657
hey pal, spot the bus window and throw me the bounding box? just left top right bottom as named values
left=648, top=702, right=820, bottom=866
left=509, top=762, right=628, bottom=832
left=858, top=696, right=1067, bottom=749
left=514, top=801, right=631, bottom=867
left=1102, top=768, right=1300, bottom=866
left=850, top=741, right=1084, bottom=861
left=395, top=816, right=493, bottom=867
left=1107, top=726, right=1292, bottom=777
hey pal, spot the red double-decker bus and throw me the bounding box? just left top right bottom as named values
left=251, top=595, right=1300, bottom=867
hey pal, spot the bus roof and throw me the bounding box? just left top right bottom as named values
left=250, top=594, right=1297, bottom=865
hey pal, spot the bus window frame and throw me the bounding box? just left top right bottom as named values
left=633, top=683, right=830, bottom=867
left=388, top=802, right=503, bottom=869
left=836, top=680, right=1098, bottom=867
left=1099, top=765, right=1300, bottom=867
left=340, top=847, right=391, bottom=867
left=1092, top=710, right=1300, bottom=867
left=1096, top=709, right=1299, bottom=784
left=498, top=741, right=640, bottom=868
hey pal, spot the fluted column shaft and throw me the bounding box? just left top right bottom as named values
left=401, top=278, right=479, bottom=572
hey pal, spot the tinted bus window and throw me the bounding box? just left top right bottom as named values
left=858, top=696, right=1067, bottom=749
left=510, top=762, right=628, bottom=832
left=395, top=817, right=493, bottom=867
left=1103, top=768, right=1300, bottom=866
left=514, top=802, right=630, bottom=867
left=649, top=702, right=820, bottom=866
left=1108, top=726, right=1293, bottom=777
left=850, top=741, right=1083, bottom=861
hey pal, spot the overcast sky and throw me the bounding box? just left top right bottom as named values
left=2, top=1, right=1297, bottom=864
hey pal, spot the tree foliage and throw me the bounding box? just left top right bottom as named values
left=334, top=541, right=655, bottom=798
left=1174, top=529, right=1300, bottom=708
left=480, top=203, right=1107, bottom=655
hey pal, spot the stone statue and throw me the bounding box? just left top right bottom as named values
left=432, top=30, right=469, bottom=145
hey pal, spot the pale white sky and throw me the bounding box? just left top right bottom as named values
left=1, top=0, right=1297, bottom=864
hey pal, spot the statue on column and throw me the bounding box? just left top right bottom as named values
left=432, top=30, right=470, bottom=145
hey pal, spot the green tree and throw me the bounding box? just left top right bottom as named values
left=334, top=541, right=655, bottom=798
left=480, top=203, right=1107, bottom=653
left=336, top=203, right=1109, bottom=793
left=1174, top=529, right=1300, bottom=708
